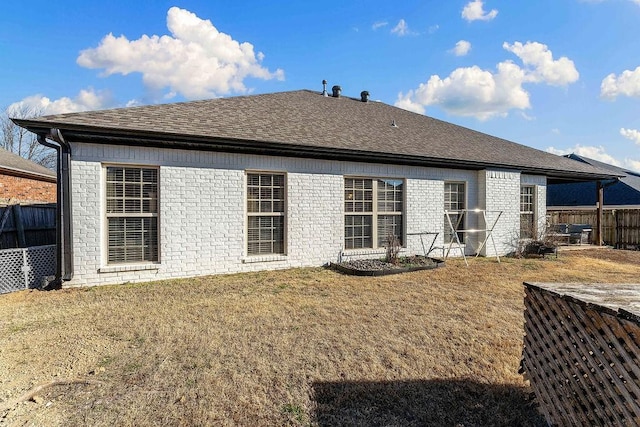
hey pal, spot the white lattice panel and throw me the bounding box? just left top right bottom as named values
left=0, top=248, right=24, bottom=293
left=0, top=245, right=55, bottom=294
left=25, top=246, right=56, bottom=289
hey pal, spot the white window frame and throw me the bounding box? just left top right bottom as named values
left=103, top=164, right=159, bottom=265
left=520, top=185, right=536, bottom=239
left=344, top=177, right=405, bottom=250
left=246, top=171, right=287, bottom=256
left=444, top=181, right=466, bottom=244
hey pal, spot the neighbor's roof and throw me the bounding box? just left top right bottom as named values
left=0, top=148, right=56, bottom=182
left=13, top=89, right=617, bottom=182
left=548, top=154, right=640, bottom=206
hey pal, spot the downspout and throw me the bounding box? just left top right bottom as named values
left=37, top=130, right=73, bottom=288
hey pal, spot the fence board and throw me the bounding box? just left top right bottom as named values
left=0, top=203, right=55, bottom=249
left=547, top=208, right=640, bottom=248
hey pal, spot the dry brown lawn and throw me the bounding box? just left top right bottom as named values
left=1, top=248, right=639, bottom=426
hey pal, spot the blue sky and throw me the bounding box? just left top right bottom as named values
left=2, top=0, right=640, bottom=170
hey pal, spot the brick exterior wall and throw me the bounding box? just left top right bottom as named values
left=67, top=142, right=546, bottom=287
left=0, top=173, right=56, bottom=204
left=478, top=170, right=522, bottom=256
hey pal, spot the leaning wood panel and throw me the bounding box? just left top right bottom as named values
left=521, top=282, right=640, bottom=426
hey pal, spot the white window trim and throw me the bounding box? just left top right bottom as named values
left=444, top=181, right=467, bottom=244
left=343, top=176, right=405, bottom=251
left=520, top=185, right=536, bottom=239
left=101, top=164, right=161, bottom=268
left=245, top=170, right=288, bottom=257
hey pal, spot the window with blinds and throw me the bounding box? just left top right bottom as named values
left=444, top=182, right=465, bottom=243
left=344, top=178, right=404, bottom=249
left=247, top=173, right=286, bottom=255
left=106, top=166, right=158, bottom=264
left=520, top=185, right=535, bottom=239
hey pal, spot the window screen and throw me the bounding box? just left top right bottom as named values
left=444, top=182, right=465, bottom=243
left=520, top=185, right=535, bottom=239
left=344, top=178, right=403, bottom=249
left=247, top=173, right=286, bottom=255
left=106, top=167, right=158, bottom=263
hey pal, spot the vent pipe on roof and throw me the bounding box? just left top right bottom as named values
left=360, top=91, right=370, bottom=102
left=332, top=85, right=341, bottom=98
left=322, top=80, right=328, bottom=97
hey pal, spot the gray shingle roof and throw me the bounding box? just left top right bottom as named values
left=0, top=148, right=56, bottom=181
left=13, top=89, right=617, bottom=181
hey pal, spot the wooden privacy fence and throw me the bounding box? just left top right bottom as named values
left=547, top=208, right=640, bottom=248
left=0, top=203, right=55, bottom=249
left=521, top=282, right=640, bottom=426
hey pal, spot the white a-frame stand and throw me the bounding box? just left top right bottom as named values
left=444, top=209, right=503, bottom=266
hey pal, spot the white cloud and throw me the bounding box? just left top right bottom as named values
left=503, top=42, right=579, bottom=86
left=396, top=62, right=530, bottom=120
left=601, top=66, right=640, bottom=99
left=394, top=95, right=426, bottom=115
left=77, top=7, right=284, bottom=100
left=428, top=24, right=440, bottom=34
left=621, top=128, right=640, bottom=145
left=7, top=89, right=112, bottom=116
left=451, top=40, right=472, bottom=56
left=546, top=144, right=640, bottom=172
left=395, top=41, right=579, bottom=120
left=546, top=145, right=620, bottom=165
left=372, top=21, right=388, bottom=30
left=626, top=159, right=640, bottom=173
left=462, top=1, right=498, bottom=22
left=520, top=111, right=535, bottom=121
left=391, top=19, right=410, bottom=36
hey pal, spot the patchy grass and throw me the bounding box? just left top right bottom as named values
left=1, top=248, right=638, bottom=426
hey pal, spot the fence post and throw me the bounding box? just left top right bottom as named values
left=595, top=182, right=604, bottom=246
left=21, top=248, right=30, bottom=289
left=13, top=205, right=26, bottom=248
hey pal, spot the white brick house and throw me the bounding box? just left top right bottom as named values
left=14, top=89, right=616, bottom=287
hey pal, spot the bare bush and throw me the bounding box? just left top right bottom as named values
left=509, top=220, right=558, bottom=258
left=384, top=233, right=401, bottom=264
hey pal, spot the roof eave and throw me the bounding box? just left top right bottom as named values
left=0, top=166, right=57, bottom=182
left=13, top=119, right=619, bottom=182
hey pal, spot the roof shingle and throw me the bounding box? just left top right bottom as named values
left=13, top=89, right=616, bottom=180
left=0, top=148, right=56, bottom=181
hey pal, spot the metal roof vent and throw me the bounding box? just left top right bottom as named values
left=322, top=80, right=328, bottom=97
left=391, top=119, right=398, bottom=128
left=360, top=91, right=370, bottom=102
left=332, top=85, right=341, bottom=98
